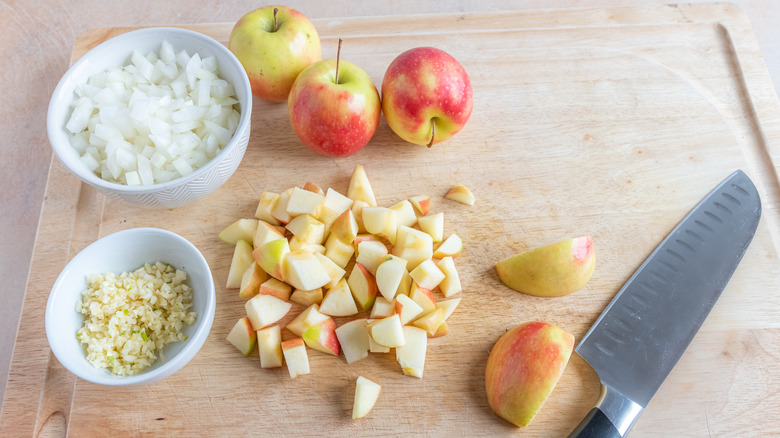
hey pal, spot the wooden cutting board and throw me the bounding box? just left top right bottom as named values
left=4, top=3, right=780, bottom=436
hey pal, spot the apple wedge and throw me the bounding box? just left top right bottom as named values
left=314, top=252, right=346, bottom=289
left=352, top=376, right=382, bottom=419
left=271, top=187, right=294, bottom=224
left=302, top=317, right=340, bottom=356
left=375, top=255, right=407, bottom=300
left=290, top=288, right=324, bottom=306
left=226, top=317, right=256, bottom=356
left=324, top=234, right=355, bottom=269
left=396, top=326, right=427, bottom=378
left=303, top=181, right=324, bottom=195
left=257, top=325, right=283, bottom=368
left=410, top=259, right=446, bottom=290
left=219, top=218, right=259, bottom=245
left=283, top=250, right=331, bottom=292
left=392, top=226, right=433, bottom=270
left=436, top=297, right=462, bottom=321
left=351, top=200, right=369, bottom=233
left=361, top=207, right=398, bottom=244
left=412, top=307, right=445, bottom=336
left=227, top=240, right=254, bottom=289
left=445, top=184, right=475, bottom=206
left=239, top=261, right=268, bottom=299
left=286, top=304, right=330, bottom=336
left=287, top=186, right=325, bottom=218
left=355, top=240, right=388, bottom=275
left=348, top=164, right=377, bottom=207
left=370, top=297, right=395, bottom=319
left=289, top=236, right=326, bottom=254
left=255, top=192, right=281, bottom=225
left=254, top=220, right=286, bottom=248
left=437, top=256, right=462, bottom=297
left=368, top=334, right=390, bottom=353
left=318, top=188, right=354, bottom=232
left=433, top=233, right=463, bottom=258
left=396, top=268, right=412, bottom=296
left=395, top=293, right=424, bottom=325
left=319, top=279, right=359, bottom=316
left=286, top=214, right=325, bottom=244
left=281, top=338, right=310, bottom=378
left=389, top=200, right=417, bottom=228
left=409, top=195, right=430, bottom=216
left=417, top=212, right=444, bottom=242
left=410, top=282, right=437, bottom=313
left=253, top=238, right=290, bottom=281
left=335, top=318, right=370, bottom=364
left=245, top=294, right=292, bottom=330
left=258, top=277, right=292, bottom=301
left=367, top=314, right=405, bottom=348
left=430, top=321, right=449, bottom=338
left=330, top=209, right=359, bottom=244
left=348, top=263, right=378, bottom=311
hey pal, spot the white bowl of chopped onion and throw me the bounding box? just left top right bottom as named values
left=47, top=27, right=252, bottom=208
left=45, top=228, right=216, bottom=385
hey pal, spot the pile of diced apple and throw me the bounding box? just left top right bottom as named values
left=223, top=164, right=465, bottom=383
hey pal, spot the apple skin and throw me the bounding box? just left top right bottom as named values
left=496, top=236, right=595, bottom=297
left=381, top=47, right=473, bottom=146
left=288, top=58, right=381, bottom=157
left=485, top=321, right=574, bottom=428
left=229, top=5, right=321, bottom=102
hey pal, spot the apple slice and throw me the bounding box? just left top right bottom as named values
left=445, top=184, right=475, bottom=206
left=355, top=240, right=388, bottom=275
left=412, top=307, right=445, bottom=336
left=254, top=220, right=286, bottom=248
left=330, top=209, right=359, bottom=244
left=314, top=252, right=346, bottom=289
left=410, top=259, right=446, bottom=290
left=392, top=226, right=433, bottom=270
left=281, top=338, right=310, bottom=378
left=302, top=317, right=340, bottom=356
left=370, top=297, right=395, bottom=319
left=245, top=294, right=292, bottom=330
left=396, top=325, right=427, bottom=378
left=287, top=186, right=325, bottom=218
left=290, top=288, right=323, bottom=306
left=255, top=192, right=281, bottom=225
left=283, top=251, right=331, bottom=292
left=367, top=314, right=405, bottom=348
left=318, top=188, right=354, bottom=231
left=319, top=279, right=359, bottom=316
left=303, top=181, right=324, bottom=195
left=227, top=240, right=254, bottom=289
left=335, top=318, right=370, bottom=364
left=324, top=234, right=355, bottom=268
left=375, top=255, right=407, bottom=300
left=351, top=200, right=369, bottom=233
left=409, top=195, right=431, bottom=216
left=352, top=376, right=381, bottom=419
left=389, top=200, right=417, bottom=228
left=253, top=238, right=290, bottom=281
left=219, top=218, right=259, bottom=244
left=437, top=256, right=462, bottom=297
left=395, top=293, right=424, bottom=325
left=361, top=207, right=398, bottom=244
left=348, top=164, right=377, bottom=207
left=410, top=282, right=437, bottom=313
left=348, top=263, right=378, bottom=311
left=433, top=233, right=463, bottom=258
left=436, top=297, right=462, bottom=321
left=271, top=187, right=294, bottom=224
left=430, top=321, right=449, bottom=338
left=239, top=262, right=268, bottom=299
left=289, top=236, right=326, bottom=254
left=258, top=277, right=292, bottom=301
left=396, top=268, right=412, bottom=296
left=368, top=333, right=390, bottom=353
left=286, top=304, right=329, bottom=336
left=286, top=214, right=325, bottom=244
left=226, top=316, right=256, bottom=356
left=257, top=325, right=283, bottom=368
left=417, top=212, right=444, bottom=242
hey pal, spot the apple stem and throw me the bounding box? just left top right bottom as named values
left=427, top=122, right=436, bottom=148
left=273, top=8, right=279, bottom=32
left=335, top=38, right=343, bottom=84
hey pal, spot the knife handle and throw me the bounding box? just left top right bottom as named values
left=568, top=384, right=644, bottom=438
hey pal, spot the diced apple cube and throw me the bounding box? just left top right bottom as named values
left=445, top=184, right=475, bottom=206
left=396, top=326, right=427, bottom=378
left=330, top=209, right=359, bottom=244
left=437, top=256, right=462, bottom=297
left=318, top=188, right=354, bottom=231
left=367, top=314, right=405, bottom=348
left=219, top=218, right=259, bottom=245
left=257, top=325, right=283, bottom=368
left=436, top=297, right=462, bottom=321
left=254, top=220, right=286, bottom=248
left=289, top=236, right=326, bottom=254
left=412, top=308, right=446, bottom=336
left=258, top=277, right=292, bottom=301
left=351, top=200, right=369, bottom=233
left=303, top=181, right=324, bottom=195
left=319, top=279, right=359, bottom=316
left=226, top=316, right=256, bottom=356
left=314, top=252, right=346, bottom=289
left=433, top=233, right=463, bottom=258
left=355, top=240, right=388, bottom=275
left=239, top=261, right=268, bottom=299
left=245, top=294, right=292, bottom=330
left=395, top=293, right=424, bottom=325
left=287, top=186, right=325, bottom=218
left=409, top=195, right=431, bottom=216
left=283, top=251, right=331, bottom=292
left=324, top=234, right=355, bottom=268
left=362, top=207, right=398, bottom=244
left=255, top=192, right=281, bottom=225
left=389, top=200, right=417, bottom=228
left=348, top=164, right=377, bottom=207
left=392, top=226, right=433, bottom=270
left=286, top=214, right=325, bottom=244
left=227, top=240, right=254, bottom=289
left=430, top=321, right=449, bottom=338
left=302, top=317, right=340, bottom=356
left=375, top=255, right=408, bottom=300
left=290, top=288, right=324, bottom=306
left=410, top=259, right=446, bottom=290
left=252, top=238, right=290, bottom=281
left=286, top=304, right=329, bottom=336
left=348, top=263, right=378, bottom=311
left=417, top=212, right=444, bottom=242
left=410, top=282, right=437, bottom=313
left=281, top=338, right=310, bottom=378
left=353, top=376, right=381, bottom=419
left=271, top=187, right=294, bottom=224
left=370, top=297, right=395, bottom=319
left=368, top=334, right=390, bottom=353
left=335, top=318, right=370, bottom=364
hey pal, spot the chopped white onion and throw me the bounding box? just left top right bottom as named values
left=65, top=41, right=240, bottom=186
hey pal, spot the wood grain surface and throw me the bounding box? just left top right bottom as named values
left=3, top=3, right=780, bottom=437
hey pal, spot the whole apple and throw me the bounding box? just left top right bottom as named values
left=485, top=321, right=574, bottom=428
left=288, top=47, right=381, bottom=157
left=381, top=47, right=473, bottom=146
left=496, top=236, right=595, bottom=297
left=229, top=5, right=321, bottom=102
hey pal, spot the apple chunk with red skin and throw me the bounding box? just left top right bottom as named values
left=382, top=47, right=473, bottom=147
left=496, top=236, right=595, bottom=297
left=288, top=44, right=381, bottom=157
left=485, top=321, right=574, bottom=428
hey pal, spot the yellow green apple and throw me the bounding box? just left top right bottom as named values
left=485, top=321, right=574, bottom=428
left=496, top=236, right=595, bottom=297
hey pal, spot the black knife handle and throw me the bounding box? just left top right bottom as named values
left=568, top=408, right=622, bottom=438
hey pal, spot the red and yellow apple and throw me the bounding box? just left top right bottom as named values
left=496, top=236, right=595, bottom=297
left=381, top=47, right=473, bottom=146
left=229, top=5, right=321, bottom=102
left=485, top=321, right=574, bottom=428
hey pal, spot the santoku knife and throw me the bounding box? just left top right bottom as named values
left=569, top=170, right=761, bottom=437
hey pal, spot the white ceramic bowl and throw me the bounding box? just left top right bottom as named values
left=47, top=27, right=252, bottom=208
left=45, top=228, right=216, bottom=386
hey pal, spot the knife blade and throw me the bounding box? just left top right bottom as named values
left=569, top=170, right=761, bottom=438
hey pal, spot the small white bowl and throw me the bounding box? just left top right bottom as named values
left=45, top=228, right=216, bottom=386
left=47, top=27, right=252, bottom=208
